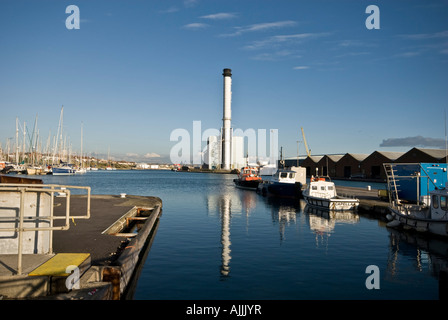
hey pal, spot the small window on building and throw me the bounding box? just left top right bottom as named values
left=312, top=186, right=317, bottom=190
left=441, top=196, right=447, bottom=210
left=321, top=186, right=325, bottom=190
left=281, top=172, right=288, bottom=178
left=328, top=186, right=334, bottom=190
left=433, top=195, right=439, bottom=209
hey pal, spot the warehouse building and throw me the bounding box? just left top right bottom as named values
left=360, top=151, right=404, bottom=180
left=395, top=147, right=447, bottom=163
left=317, top=154, right=344, bottom=177
left=336, top=153, right=369, bottom=178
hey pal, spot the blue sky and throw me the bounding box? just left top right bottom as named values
left=1, top=0, right=448, bottom=163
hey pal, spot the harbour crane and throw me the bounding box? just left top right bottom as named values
left=301, top=127, right=311, bottom=157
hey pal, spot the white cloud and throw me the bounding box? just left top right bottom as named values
left=159, top=6, right=179, bottom=14
left=244, top=32, right=330, bottom=50
left=251, top=50, right=300, bottom=61
left=222, top=20, right=297, bottom=37
left=126, top=152, right=139, bottom=157
left=394, top=51, right=421, bottom=58
left=200, top=13, right=237, bottom=20
left=144, top=153, right=161, bottom=158
left=183, top=23, right=208, bottom=30
left=399, top=30, right=448, bottom=40
left=293, top=66, right=309, bottom=70
left=184, top=0, right=199, bottom=7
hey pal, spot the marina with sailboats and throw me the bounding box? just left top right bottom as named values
left=0, top=106, right=137, bottom=175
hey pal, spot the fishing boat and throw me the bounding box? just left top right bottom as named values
left=302, top=177, right=359, bottom=211
left=233, top=166, right=262, bottom=190
left=257, top=168, right=303, bottom=197
left=384, top=163, right=448, bottom=237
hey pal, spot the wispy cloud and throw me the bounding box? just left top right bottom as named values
left=144, top=152, right=161, bottom=158
left=244, top=32, right=330, bottom=50
left=337, top=39, right=377, bottom=48
left=222, top=20, right=297, bottom=37
left=293, top=66, right=309, bottom=70
left=184, top=0, right=199, bottom=8
left=380, top=136, right=445, bottom=148
left=159, top=6, right=179, bottom=14
left=335, top=52, right=370, bottom=58
left=183, top=23, right=208, bottom=30
left=200, top=12, right=238, bottom=20
left=251, top=50, right=301, bottom=61
left=399, top=30, right=448, bottom=40
left=394, top=51, right=421, bottom=58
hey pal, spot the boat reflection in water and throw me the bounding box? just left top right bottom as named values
left=202, top=175, right=446, bottom=298
left=305, top=205, right=360, bottom=246
left=387, top=227, right=448, bottom=279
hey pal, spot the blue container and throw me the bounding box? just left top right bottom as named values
left=394, top=163, right=447, bottom=203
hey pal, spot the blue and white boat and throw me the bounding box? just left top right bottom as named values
left=52, top=163, right=76, bottom=175
left=257, top=168, right=303, bottom=198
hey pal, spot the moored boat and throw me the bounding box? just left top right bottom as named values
left=257, top=168, right=304, bottom=198
left=303, top=177, right=359, bottom=211
left=384, top=163, right=448, bottom=238
left=233, top=166, right=262, bottom=190
left=52, top=163, right=76, bottom=175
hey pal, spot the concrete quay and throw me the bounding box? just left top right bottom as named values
left=335, top=185, right=390, bottom=216
left=0, top=191, right=162, bottom=300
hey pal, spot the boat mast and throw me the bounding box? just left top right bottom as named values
left=15, top=117, right=19, bottom=166
left=80, top=122, right=83, bottom=170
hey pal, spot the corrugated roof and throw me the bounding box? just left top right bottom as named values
left=319, top=154, right=344, bottom=162
left=415, top=148, right=447, bottom=159
left=308, top=155, right=323, bottom=162
left=374, top=151, right=405, bottom=160
left=345, top=153, right=369, bottom=161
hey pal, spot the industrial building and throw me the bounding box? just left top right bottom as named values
left=317, top=154, right=344, bottom=177
left=280, top=147, right=448, bottom=182
left=361, top=151, right=404, bottom=180
left=203, top=134, right=245, bottom=170
left=335, top=153, right=369, bottom=178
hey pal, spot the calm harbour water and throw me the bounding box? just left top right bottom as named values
left=36, top=170, right=447, bottom=300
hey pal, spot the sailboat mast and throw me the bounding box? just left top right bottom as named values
left=15, top=117, right=19, bottom=166
left=80, top=122, right=83, bottom=169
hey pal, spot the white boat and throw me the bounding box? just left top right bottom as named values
left=384, top=163, right=448, bottom=238
left=75, top=167, right=87, bottom=174
left=303, top=177, right=359, bottom=211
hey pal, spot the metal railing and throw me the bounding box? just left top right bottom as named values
left=0, top=183, right=91, bottom=275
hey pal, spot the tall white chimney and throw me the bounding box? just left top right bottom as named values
left=222, top=68, right=232, bottom=170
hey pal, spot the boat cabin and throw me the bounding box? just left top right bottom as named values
left=272, top=169, right=296, bottom=184
left=238, top=167, right=261, bottom=181
left=308, top=178, right=337, bottom=199
left=429, top=188, right=448, bottom=220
